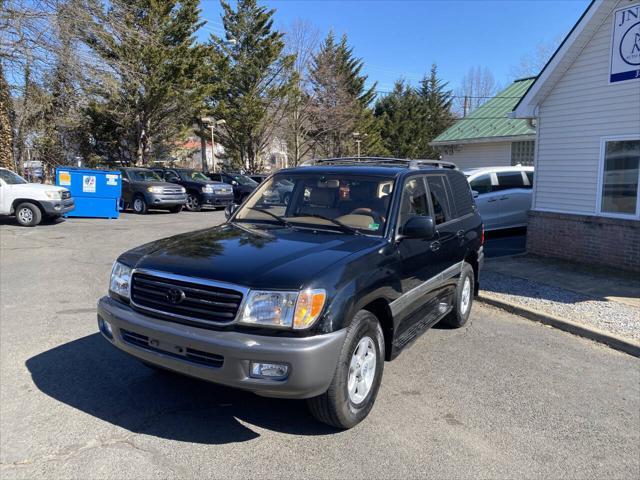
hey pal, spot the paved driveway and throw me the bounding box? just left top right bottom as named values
left=1, top=213, right=638, bottom=479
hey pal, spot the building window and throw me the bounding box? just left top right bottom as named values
left=511, top=141, right=535, bottom=166
left=600, top=139, right=640, bottom=217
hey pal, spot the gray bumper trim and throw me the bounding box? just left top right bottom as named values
left=97, top=296, right=346, bottom=399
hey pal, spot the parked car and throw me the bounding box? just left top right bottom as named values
left=249, top=174, right=268, bottom=184
left=465, top=166, right=534, bottom=231
left=98, top=158, right=483, bottom=429
left=120, top=168, right=187, bottom=214
left=253, top=175, right=294, bottom=204
left=206, top=172, right=258, bottom=203
left=0, top=168, right=75, bottom=226
left=152, top=168, right=234, bottom=211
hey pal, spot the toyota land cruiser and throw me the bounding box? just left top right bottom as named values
left=97, top=158, right=484, bottom=429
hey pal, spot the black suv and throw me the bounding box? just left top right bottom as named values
left=120, top=168, right=187, bottom=214
left=152, top=168, right=234, bottom=211
left=98, top=158, right=483, bottom=429
left=206, top=172, right=258, bottom=203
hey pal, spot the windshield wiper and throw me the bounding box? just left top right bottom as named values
left=297, top=213, right=364, bottom=235
left=246, top=207, right=293, bottom=227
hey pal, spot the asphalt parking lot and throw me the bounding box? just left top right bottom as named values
left=1, top=212, right=639, bottom=479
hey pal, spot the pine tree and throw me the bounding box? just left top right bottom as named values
left=308, top=32, right=385, bottom=158
left=83, top=0, right=210, bottom=165
left=206, top=0, right=295, bottom=172
left=417, top=64, right=455, bottom=158
left=0, top=63, right=13, bottom=169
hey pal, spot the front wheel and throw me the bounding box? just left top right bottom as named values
left=15, top=202, right=42, bottom=227
left=307, top=310, right=384, bottom=429
left=132, top=196, right=148, bottom=214
left=185, top=193, right=202, bottom=212
left=442, top=262, right=474, bottom=328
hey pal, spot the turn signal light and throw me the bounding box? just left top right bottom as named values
left=293, top=289, right=326, bottom=329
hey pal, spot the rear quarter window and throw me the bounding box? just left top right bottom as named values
left=446, top=171, right=475, bottom=217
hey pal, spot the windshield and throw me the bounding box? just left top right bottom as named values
left=0, top=169, right=28, bottom=185
left=233, top=173, right=395, bottom=236
left=129, top=170, right=163, bottom=182
left=228, top=174, right=258, bottom=186
left=180, top=170, right=209, bottom=182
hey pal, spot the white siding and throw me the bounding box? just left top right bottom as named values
left=534, top=0, right=640, bottom=214
left=440, top=142, right=512, bottom=170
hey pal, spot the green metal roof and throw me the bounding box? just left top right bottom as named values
left=431, top=77, right=536, bottom=145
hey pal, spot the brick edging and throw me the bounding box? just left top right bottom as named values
left=477, top=293, right=640, bottom=357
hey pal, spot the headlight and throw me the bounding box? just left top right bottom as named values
left=202, top=185, right=214, bottom=193
left=147, top=186, right=163, bottom=193
left=238, top=289, right=326, bottom=329
left=180, top=186, right=186, bottom=193
left=109, top=261, right=132, bottom=300
left=45, top=190, right=62, bottom=199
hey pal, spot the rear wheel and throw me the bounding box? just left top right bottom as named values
left=307, top=310, right=384, bottom=429
left=442, top=262, right=474, bottom=328
left=132, top=195, right=148, bottom=214
left=185, top=193, right=202, bottom=212
left=15, top=202, right=42, bottom=227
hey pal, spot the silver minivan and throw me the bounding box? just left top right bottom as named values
left=465, top=166, right=534, bottom=231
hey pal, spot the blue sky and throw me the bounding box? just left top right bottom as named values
left=198, top=0, right=591, bottom=93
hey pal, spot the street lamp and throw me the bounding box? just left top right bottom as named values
left=352, top=132, right=368, bottom=158
left=201, top=117, right=226, bottom=173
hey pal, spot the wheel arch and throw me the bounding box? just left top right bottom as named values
left=464, top=250, right=480, bottom=296
left=11, top=198, right=45, bottom=216
left=361, top=298, right=394, bottom=361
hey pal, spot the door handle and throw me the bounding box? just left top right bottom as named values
left=430, top=241, right=441, bottom=252
left=456, top=230, right=465, bottom=238
left=487, top=198, right=497, bottom=203
left=499, top=196, right=509, bottom=200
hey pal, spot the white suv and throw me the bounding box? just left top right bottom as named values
left=464, top=166, right=534, bottom=231
left=0, top=168, right=75, bottom=226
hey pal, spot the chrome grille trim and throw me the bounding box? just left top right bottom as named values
left=130, top=268, right=249, bottom=327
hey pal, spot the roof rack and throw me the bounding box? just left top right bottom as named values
left=301, top=157, right=458, bottom=170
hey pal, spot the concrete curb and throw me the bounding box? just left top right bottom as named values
left=477, top=292, right=640, bottom=358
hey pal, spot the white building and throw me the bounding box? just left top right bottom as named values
left=431, top=78, right=536, bottom=170
left=513, top=0, right=640, bottom=271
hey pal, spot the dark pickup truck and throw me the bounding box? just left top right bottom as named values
left=120, top=168, right=187, bottom=214
left=98, top=158, right=483, bottom=429
left=152, top=168, right=234, bottom=211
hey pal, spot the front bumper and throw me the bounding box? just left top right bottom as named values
left=201, top=192, right=234, bottom=206
left=97, top=296, right=345, bottom=399
left=145, top=192, right=187, bottom=207
left=41, top=198, right=75, bottom=216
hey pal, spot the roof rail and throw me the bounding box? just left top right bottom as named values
left=301, top=157, right=458, bottom=170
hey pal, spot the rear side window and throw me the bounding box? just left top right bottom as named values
left=426, top=176, right=452, bottom=225
left=447, top=171, right=475, bottom=217
left=495, top=172, right=525, bottom=190
left=469, top=174, right=492, bottom=194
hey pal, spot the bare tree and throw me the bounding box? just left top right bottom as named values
left=509, top=37, right=562, bottom=79
left=282, top=19, right=319, bottom=166
left=454, top=66, right=499, bottom=116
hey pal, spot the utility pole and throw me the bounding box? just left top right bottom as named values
left=352, top=132, right=367, bottom=158
left=201, top=117, right=226, bottom=172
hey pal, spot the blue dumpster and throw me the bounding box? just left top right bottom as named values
left=55, top=167, right=121, bottom=218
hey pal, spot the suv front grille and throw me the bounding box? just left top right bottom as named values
left=130, top=272, right=244, bottom=326
left=162, top=187, right=184, bottom=195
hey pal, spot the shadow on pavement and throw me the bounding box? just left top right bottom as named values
left=26, top=333, right=337, bottom=444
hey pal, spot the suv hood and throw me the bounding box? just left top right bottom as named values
left=121, top=223, right=384, bottom=289
left=15, top=183, right=67, bottom=192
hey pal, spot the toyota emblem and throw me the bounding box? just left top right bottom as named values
left=165, top=288, right=186, bottom=305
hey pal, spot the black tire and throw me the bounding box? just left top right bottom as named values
left=185, top=193, right=202, bottom=212
left=132, top=195, right=148, bottom=214
left=307, top=310, right=385, bottom=429
left=15, top=202, right=42, bottom=227
left=168, top=205, right=182, bottom=213
left=442, top=262, right=474, bottom=328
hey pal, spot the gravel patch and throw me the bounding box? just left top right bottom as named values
left=481, top=271, right=640, bottom=341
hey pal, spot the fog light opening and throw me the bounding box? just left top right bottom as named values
left=250, top=362, right=289, bottom=380
left=98, top=315, right=114, bottom=339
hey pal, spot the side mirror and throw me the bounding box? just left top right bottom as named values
left=231, top=180, right=238, bottom=186
left=224, top=203, right=239, bottom=220
left=400, top=216, right=436, bottom=240
left=122, top=177, right=129, bottom=183
left=472, top=190, right=479, bottom=198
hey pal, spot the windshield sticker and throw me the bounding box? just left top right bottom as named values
left=369, top=223, right=380, bottom=230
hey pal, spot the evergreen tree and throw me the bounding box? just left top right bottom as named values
left=206, top=0, right=295, bottom=172
left=83, top=0, right=210, bottom=165
left=417, top=64, right=454, bottom=158
left=308, top=32, right=385, bottom=158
